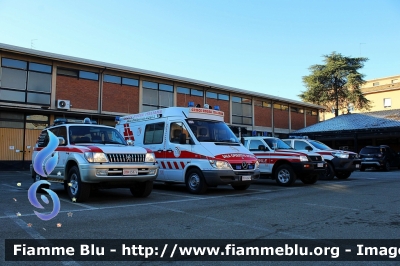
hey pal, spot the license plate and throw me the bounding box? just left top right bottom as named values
left=317, top=163, right=323, bottom=168
left=242, top=176, right=251, bottom=181
left=123, top=169, right=138, bottom=175
left=356, top=164, right=360, bottom=168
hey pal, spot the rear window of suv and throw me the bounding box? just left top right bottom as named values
left=360, top=147, right=385, bottom=154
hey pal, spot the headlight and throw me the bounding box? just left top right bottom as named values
left=209, top=160, right=232, bottom=170
left=145, top=153, right=156, bottom=162
left=255, top=161, right=260, bottom=169
left=299, top=155, right=309, bottom=162
left=332, top=152, right=349, bottom=159
left=84, top=152, right=108, bottom=163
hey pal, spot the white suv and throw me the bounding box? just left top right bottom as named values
left=30, top=118, right=158, bottom=202
left=283, top=138, right=361, bottom=180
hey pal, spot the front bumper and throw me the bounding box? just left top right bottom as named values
left=331, top=158, right=361, bottom=172
left=202, top=169, right=260, bottom=187
left=291, top=161, right=326, bottom=176
left=361, top=159, right=382, bottom=168
left=79, top=163, right=159, bottom=183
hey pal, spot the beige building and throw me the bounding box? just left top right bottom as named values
left=324, top=74, right=400, bottom=119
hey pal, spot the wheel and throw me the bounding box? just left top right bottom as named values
left=300, top=175, right=318, bottom=184
left=383, top=161, right=391, bottom=172
left=336, top=171, right=351, bottom=179
left=274, top=164, right=296, bottom=186
left=324, top=163, right=335, bottom=180
left=130, top=181, right=153, bottom=198
left=67, top=166, right=91, bottom=202
left=231, top=184, right=251, bottom=190
left=185, top=168, right=208, bottom=194
left=32, top=171, right=49, bottom=192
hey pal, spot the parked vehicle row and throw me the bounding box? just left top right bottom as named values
left=30, top=106, right=400, bottom=203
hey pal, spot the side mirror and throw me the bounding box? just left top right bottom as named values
left=305, top=145, right=313, bottom=151
left=127, top=140, right=134, bottom=146
left=58, top=137, right=66, bottom=146
left=179, top=133, right=187, bottom=144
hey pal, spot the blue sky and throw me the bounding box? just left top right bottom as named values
left=0, top=0, right=399, bottom=101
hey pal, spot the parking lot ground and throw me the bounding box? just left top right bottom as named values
left=1, top=169, right=400, bottom=265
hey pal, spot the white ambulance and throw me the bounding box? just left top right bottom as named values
left=116, top=107, right=260, bottom=194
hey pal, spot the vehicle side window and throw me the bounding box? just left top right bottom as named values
left=57, top=126, right=67, bottom=145
left=283, top=140, right=292, bottom=147
left=144, top=122, right=165, bottom=144
left=249, top=140, right=265, bottom=151
left=37, top=130, right=48, bottom=147
left=169, top=122, right=189, bottom=144
left=294, top=140, right=309, bottom=150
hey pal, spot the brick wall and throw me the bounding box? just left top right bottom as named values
left=56, top=75, right=99, bottom=110
left=273, top=109, right=289, bottom=129
left=306, top=114, right=318, bottom=127
left=291, top=112, right=305, bottom=130
left=102, top=82, right=139, bottom=114
left=254, top=106, right=272, bottom=127
left=176, top=94, right=203, bottom=108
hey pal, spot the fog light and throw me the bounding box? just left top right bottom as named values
left=149, top=169, right=157, bottom=175
left=96, top=169, right=108, bottom=176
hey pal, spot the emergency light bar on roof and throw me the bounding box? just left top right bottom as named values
left=118, top=107, right=225, bottom=123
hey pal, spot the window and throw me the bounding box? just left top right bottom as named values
left=177, top=87, right=190, bottom=94
left=142, top=81, right=174, bottom=110
left=191, top=89, right=203, bottom=97
left=169, top=122, right=190, bottom=144
left=291, top=107, right=298, bottom=112
left=122, top=78, right=139, bottom=86
left=294, top=140, right=310, bottom=150
left=373, top=82, right=379, bottom=86
left=1, top=58, right=52, bottom=105
left=206, top=91, right=217, bottom=99
left=57, top=68, right=78, bottom=77
left=144, top=122, right=164, bottom=144
left=79, top=71, right=98, bottom=80
left=218, top=93, right=229, bottom=101
left=104, top=74, right=121, bottom=84
left=249, top=140, right=265, bottom=151
left=384, top=98, right=391, bottom=108
left=232, top=96, right=252, bottom=125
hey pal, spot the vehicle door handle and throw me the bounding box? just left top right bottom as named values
left=167, top=149, right=173, bottom=152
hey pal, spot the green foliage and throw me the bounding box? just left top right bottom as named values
left=299, top=52, right=372, bottom=116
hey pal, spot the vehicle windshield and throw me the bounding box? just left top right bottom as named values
left=264, top=138, right=292, bottom=150
left=360, top=147, right=383, bottom=154
left=186, top=119, right=239, bottom=143
left=309, top=140, right=332, bottom=150
left=69, top=126, right=126, bottom=145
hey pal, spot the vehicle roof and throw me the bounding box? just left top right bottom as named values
left=243, top=136, right=278, bottom=139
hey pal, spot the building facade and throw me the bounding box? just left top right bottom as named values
left=0, top=43, right=324, bottom=169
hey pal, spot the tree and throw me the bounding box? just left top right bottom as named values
left=299, top=52, right=371, bottom=117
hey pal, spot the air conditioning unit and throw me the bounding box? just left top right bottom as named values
left=57, top=100, right=71, bottom=110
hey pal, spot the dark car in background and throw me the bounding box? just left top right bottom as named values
left=359, top=145, right=400, bottom=171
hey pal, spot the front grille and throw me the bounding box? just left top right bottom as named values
left=309, top=155, right=323, bottom=161
left=106, top=154, right=145, bottom=163
left=230, top=163, right=256, bottom=170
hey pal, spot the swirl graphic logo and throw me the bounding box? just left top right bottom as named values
left=28, top=180, right=61, bottom=221
left=30, top=130, right=60, bottom=220
left=34, top=130, right=59, bottom=177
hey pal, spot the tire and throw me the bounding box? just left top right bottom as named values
left=274, top=164, right=296, bottom=186
left=300, top=175, right=318, bottom=184
left=231, top=184, right=251, bottom=190
left=185, top=168, right=208, bottom=194
left=67, top=166, right=91, bottom=202
left=130, top=181, right=153, bottom=198
left=383, top=161, right=391, bottom=172
left=324, top=163, right=335, bottom=180
left=336, top=171, right=351, bottom=179
left=32, top=171, right=50, bottom=192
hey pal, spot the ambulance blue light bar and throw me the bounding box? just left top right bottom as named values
left=188, top=101, right=195, bottom=107
left=214, top=105, right=220, bottom=110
